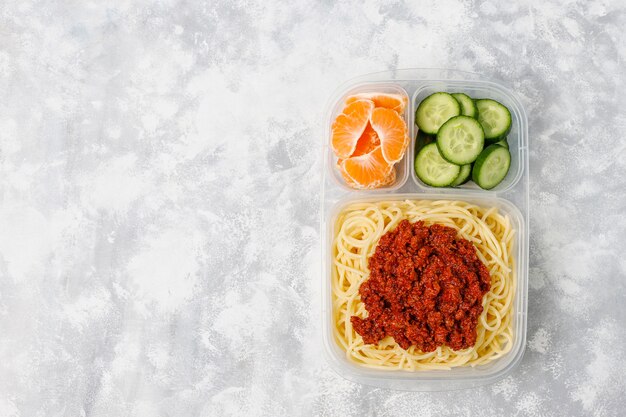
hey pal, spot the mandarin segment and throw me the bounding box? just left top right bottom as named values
left=338, top=159, right=357, bottom=187
left=380, top=166, right=396, bottom=186
left=340, top=146, right=393, bottom=189
left=370, top=107, right=409, bottom=164
left=339, top=161, right=395, bottom=189
left=331, top=99, right=375, bottom=159
left=346, top=92, right=408, bottom=113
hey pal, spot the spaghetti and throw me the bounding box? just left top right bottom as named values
left=331, top=199, right=516, bottom=370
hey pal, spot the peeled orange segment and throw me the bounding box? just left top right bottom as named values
left=380, top=166, right=396, bottom=186
left=338, top=149, right=396, bottom=189
left=338, top=160, right=357, bottom=187
left=340, top=146, right=392, bottom=189
left=369, top=107, right=409, bottom=164
left=346, top=93, right=408, bottom=113
left=342, top=165, right=395, bottom=188
left=331, top=99, right=375, bottom=159
left=352, top=123, right=380, bottom=157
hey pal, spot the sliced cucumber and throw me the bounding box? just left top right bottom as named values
left=415, top=130, right=435, bottom=154
left=436, top=116, right=485, bottom=165
left=472, top=145, right=511, bottom=190
left=451, top=93, right=477, bottom=118
left=494, top=137, right=509, bottom=149
left=415, top=92, right=460, bottom=135
left=475, top=99, right=512, bottom=142
left=450, top=164, right=472, bottom=187
left=415, top=143, right=461, bottom=187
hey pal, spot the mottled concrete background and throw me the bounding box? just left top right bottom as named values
left=0, top=0, right=624, bottom=416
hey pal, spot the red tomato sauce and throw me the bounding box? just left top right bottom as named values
left=351, top=220, right=491, bottom=352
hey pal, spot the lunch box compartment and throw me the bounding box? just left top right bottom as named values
left=322, top=193, right=527, bottom=391
left=410, top=81, right=525, bottom=194
left=327, top=83, right=411, bottom=192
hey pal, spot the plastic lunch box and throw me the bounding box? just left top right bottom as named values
left=320, top=69, right=528, bottom=391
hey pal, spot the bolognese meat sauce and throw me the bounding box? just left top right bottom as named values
left=351, top=220, right=491, bottom=352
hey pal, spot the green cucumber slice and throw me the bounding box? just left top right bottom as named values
left=494, top=138, right=509, bottom=149
left=472, top=145, right=511, bottom=190
left=415, top=143, right=461, bottom=187
left=415, top=92, right=460, bottom=135
left=450, top=164, right=472, bottom=187
left=451, top=93, right=477, bottom=118
left=436, top=116, right=485, bottom=165
left=475, top=99, right=512, bottom=141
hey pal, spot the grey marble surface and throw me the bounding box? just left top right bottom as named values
left=0, top=1, right=625, bottom=416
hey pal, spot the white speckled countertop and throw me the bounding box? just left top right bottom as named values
left=0, top=1, right=625, bottom=416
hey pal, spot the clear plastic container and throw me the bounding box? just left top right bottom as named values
left=321, top=69, right=529, bottom=391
